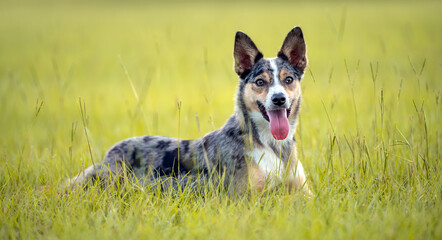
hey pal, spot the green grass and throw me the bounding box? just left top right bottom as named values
left=0, top=1, right=441, bottom=239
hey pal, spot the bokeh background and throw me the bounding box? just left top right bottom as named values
left=0, top=0, right=440, bottom=239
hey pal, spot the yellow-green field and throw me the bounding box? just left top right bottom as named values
left=0, top=0, right=441, bottom=239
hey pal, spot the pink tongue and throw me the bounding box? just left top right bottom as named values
left=267, top=109, right=289, bottom=140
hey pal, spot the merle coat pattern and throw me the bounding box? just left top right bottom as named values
left=65, top=27, right=311, bottom=195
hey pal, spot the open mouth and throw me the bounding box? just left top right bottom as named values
left=257, top=101, right=291, bottom=122
left=257, top=101, right=291, bottom=140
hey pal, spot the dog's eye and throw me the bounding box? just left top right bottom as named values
left=255, top=79, right=265, bottom=86
left=284, top=76, right=294, bottom=84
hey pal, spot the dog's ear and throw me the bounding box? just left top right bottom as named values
left=234, top=31, right=263, bottom=78
left=278, top=26, right=307, bottom=72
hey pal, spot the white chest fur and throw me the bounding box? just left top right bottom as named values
left=251, top=147, right=286, bottom=181
left=250, top=146, right=306, bottom=186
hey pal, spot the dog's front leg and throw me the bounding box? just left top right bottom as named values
left=288, top=160, right=311, bottom=196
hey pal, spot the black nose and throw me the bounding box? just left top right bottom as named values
left=272, top=93, right=286, bottom=106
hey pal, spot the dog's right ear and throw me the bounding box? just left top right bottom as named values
left=234, top=31, right=263, bottom=78
left=278, top=26, right=307, bottom=73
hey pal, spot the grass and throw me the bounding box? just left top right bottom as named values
left=0, top=0, right=441, bottom=239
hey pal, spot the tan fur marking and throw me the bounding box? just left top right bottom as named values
left=279, top=69, right=301, bottom=121
left=248, top=165, right=266, bottom=192
left=288, top=89, right=301, bottom=122
left=243, top=72, right=270, bottom=112
left=279, top=69, right=292, bottom=83
left=288, top=156, right=310, bottom=194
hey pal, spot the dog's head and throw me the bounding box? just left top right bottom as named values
left=234, top=27, right=307, bottom=141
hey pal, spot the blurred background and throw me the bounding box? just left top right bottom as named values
left=0, top=0, right=440, bottom=179
left=0, top=1, right=440, bottom=238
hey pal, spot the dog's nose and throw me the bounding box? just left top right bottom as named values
left=272, top=93, right=286, bottom=106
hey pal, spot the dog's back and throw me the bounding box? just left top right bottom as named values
left=64, top=27, right=311, bottom=195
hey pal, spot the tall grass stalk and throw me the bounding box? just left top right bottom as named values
left=0, top=1, right=440, bottom=239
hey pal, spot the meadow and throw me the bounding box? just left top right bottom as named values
left=0, top=0, right=441, bottom=239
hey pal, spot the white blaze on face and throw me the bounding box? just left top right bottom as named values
left=266, top=58, right=287, bottom=107
left=266, top=58, right=290, bottom=140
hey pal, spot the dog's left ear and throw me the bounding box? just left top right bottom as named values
left=234, top=31, right=263, bottom=78
left=278, top=26, right=307, bottom=73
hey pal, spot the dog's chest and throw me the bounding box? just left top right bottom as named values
left=250, top=147, right=285, bottom=180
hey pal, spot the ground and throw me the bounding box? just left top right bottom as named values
left=0, top=0, right=440, bottom=239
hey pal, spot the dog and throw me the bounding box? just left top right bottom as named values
left=64, top=26, right=310, bottom=195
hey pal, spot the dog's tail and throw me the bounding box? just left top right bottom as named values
left=61, top=163, right=103, bottom=192
left=37, top=164, right=99, bottom=194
